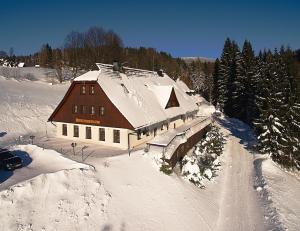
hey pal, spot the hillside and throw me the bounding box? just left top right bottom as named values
left=0, top=75, right=299, bottom=230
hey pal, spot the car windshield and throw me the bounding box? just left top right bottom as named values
left=0, top=151, right=14, bottom=160
left=3, top=156, right=22, bottom=164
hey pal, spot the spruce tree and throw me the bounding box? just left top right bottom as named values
left=218, top=38, right=232, bottom=113
left=212, top=58, right=220, bottom=107
left=255, top=50, right=290, bottom=163
left=232, top=40, right=257, bottom=124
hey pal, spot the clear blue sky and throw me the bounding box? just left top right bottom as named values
left=0, top=0, right=299, bottom=58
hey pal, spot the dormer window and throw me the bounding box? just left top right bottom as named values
left=81, top=85, right=86, bottom=94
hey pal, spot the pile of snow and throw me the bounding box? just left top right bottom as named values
left=257, top=157, right=300, bottom=231
left=0, top=144, right=111, bottom=230
left=198, top=102, right=215, bottom=117
left=0, top=168, right=109, bottom=231
left=95, top=150, right=219, bottom=231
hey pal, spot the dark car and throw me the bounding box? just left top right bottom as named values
left=0, top=148, right=22, bottom=171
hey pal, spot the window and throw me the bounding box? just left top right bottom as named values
left=137, top=130, right=141, bottom=140
left=81, top=105, right=87, bottom=114
left=62, top=124, right=67, bottom=136
left=99, top=106, right=105, bottom=116
left=91, top=106, right=95, bottom=115
left=161, top=125, right=164, bottom=131
left=81, top=85, right=86, bottom=94
left=86, top=127, right=91, bottom=139
left=73, top=105, right=78, bottom=114
left=99, top=128, right=105, bottom=141
left=90, top=85, right=95, bottom=95
left=113, top=129, right=120, bottom=143
left=154, top=128, right=157, bottom=137
left=73, top=125, right=79, bottom=137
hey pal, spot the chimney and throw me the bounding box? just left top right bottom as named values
left=157, top=69, right=164, bottom=77
left=113, top=61, right=120, bottom=71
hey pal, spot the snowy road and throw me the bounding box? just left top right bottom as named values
left=215, top=118, right=268, bottom=231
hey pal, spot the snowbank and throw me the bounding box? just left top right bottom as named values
left=0, top=168, right=109, bottom=231
left=259, top=158, right=300, bottom=231
left=94, top=151, right=219, bottom=231
left=0, top=145, right=220, bottom=231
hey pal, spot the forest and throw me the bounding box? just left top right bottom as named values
left=212, top=38, right=300, bottom=169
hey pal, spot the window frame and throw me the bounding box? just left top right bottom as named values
left=73, top=105, right=78, bottom=114
left=90, top=85, right=95, bottom=95
left=99, top=106, right=105, bottom=116
left=80, top=85, right=86, bottom=95
left=73, top=125, right=79, bottom=137
left=81, top=105, right=87, bottom=114
left=99, top=128, right=105, bottom=141
left=113, top=129, right=120, bottom=143
left=91, top=105, right=95, bottom=115
left=62, top=124, right=67, bottom=136
left=86, top=126, right=92, bottom=139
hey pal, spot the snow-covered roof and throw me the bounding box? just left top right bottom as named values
left=73, top=65, right=199, bottom=129
left=18, top=62, right=25, bottom=67
left=148, top=85, right=173, bottom=108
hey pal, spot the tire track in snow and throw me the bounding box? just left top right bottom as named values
left=216, top=119, right=268, bottom=231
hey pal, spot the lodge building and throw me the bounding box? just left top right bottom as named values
left=48, top=63, right=207, bottom=151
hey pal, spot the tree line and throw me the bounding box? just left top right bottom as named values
left=213, top=38, right=300, bottom=169
left=14, top=26, right=192, bottom=83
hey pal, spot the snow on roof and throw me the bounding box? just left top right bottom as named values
left=148, top=85, right=173, bottom=108
left=74, top=70, right=100, bottom=81
left=176, top=79, right=191, bottom=92
left=74, top=65, right=198, bottom=129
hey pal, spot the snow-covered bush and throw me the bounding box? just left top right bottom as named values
left=182, top=155, right=204, bottom=188
left=181, top=124, right=225, bottom=188
left=160, top=161, right=172, bottom=175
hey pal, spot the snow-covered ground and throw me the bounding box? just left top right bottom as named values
left=0, top=75, right=69, bottom=143
left=255, top=156, right=300, bottom=231
left=1, top=75, right=300, bottom=230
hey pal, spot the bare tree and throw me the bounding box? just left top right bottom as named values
left=53, top=48, right=63, bottom=83
left=64, top=31, right=84, bottom=78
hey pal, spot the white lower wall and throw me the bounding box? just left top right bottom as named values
left=56, top=122, right=129, bottom=149
left=55, top=115, right=198, bottom=149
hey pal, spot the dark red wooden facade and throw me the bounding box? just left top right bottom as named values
left=167, top=125, right=210, bottom=168
left=48, top=81, right=134, bottom=130
left=165, top=88, right=180, bottom=109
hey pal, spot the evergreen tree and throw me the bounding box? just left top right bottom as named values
left=224, top=41, right=241, bottom=117
left=255, top=50, right=290, bottom=163
left=232, top=40, right=257, bottom=124
left=218, top=38, right=232, bottom=112
left=212, top=58, right=220, bottom=107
